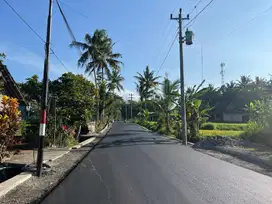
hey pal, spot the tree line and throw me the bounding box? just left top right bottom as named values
left=134, top=66, right=272, bottom=142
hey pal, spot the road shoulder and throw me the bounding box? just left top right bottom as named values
left=0, top=125, right=111, bottom=204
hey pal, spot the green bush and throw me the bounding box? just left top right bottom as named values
left=201, top=123, right=248, bottom=131
left=136, top=120, right=159, bottom=132
left=190, top=136, right=202, bottom=143
left=201, top=123, right=215, bottom=130
left=240, top=121, right=263, bottom=140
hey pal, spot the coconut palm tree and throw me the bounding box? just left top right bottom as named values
left=70, top=29, right=122, bottom=121
left=107, top=69, right=124, bottom=93
left=70, top=29, right=122, bottom=85
left=134, top=65, right=160, bottom=109
left=237, top=75, right=252, bottom=89
left=155, top=78, right=180, bottom=134
left=253, top=76, right=266, bottom=90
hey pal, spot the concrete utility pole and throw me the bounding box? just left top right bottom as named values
left=129, top=93, right=134, bottom=119
left=125, top=102, right=128, bottom=121
left=37, top=0, right=53, bottom=177
left=170, top=8, right=189, bottom=145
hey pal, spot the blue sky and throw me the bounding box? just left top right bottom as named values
left=1, top=0, right=272, bottom=99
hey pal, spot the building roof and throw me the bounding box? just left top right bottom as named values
left=0, top=64, right=26, bottom=104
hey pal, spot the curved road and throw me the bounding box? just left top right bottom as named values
left=41, top=122, right=272, bottom=204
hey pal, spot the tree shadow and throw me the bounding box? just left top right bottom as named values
left=122, top=129, right=148, bottom=133
left=95, top=136, right=180, bottom=149
left=105, top=133, right=138, bottom=137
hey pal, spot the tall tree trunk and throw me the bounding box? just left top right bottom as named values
left=166, top=111, right=170, bottom=134
left=94, top=69, right=99, bottom=122
left=144, top=98, right=147, bottom=110
left=101, top=67, right=105, bottom=122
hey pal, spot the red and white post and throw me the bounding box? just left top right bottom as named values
left=36, top=0, right=53, bottom=177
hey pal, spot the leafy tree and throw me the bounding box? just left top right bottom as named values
left=19, top=75, right=42, bottom=102
left=0, top=53, right=5, bottom=64
left=52, top=72, right=96, bottom=126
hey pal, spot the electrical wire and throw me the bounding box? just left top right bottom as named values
left=226, top=4, right=272, bottom=37
left=56, top=0, right=80, bottom=49
left=151, top=5, right=179, bottom=65
left=156, top=31, right=178, bottom=76
left=188, top=0, right=203, bottom=15
left=183, top=0, right=215, bottom=29
left=58, top=0, right=89, bottom=19
left=3, top=0, right=69, bottom=72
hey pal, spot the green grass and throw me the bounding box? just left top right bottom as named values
left=201, top=122, right=248, bottom=131
left=200, top=130, right=244, bottom=137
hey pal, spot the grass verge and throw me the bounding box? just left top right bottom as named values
left=200, top=130, right=244, bottom=137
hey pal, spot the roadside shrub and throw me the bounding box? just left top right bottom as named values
left=240, top=121, right=263, bottom=140
left=201, top=123, right=247, bottom=131
left=201, top=123, right=215, bottom=130
left=136, top=119, right=159, bottom=132
left=216, top=123, right=247, bottom=131
left=190, top=136, right=202, bottom=143
left=0, top=95, right=21, bottom=162
left=146, top=121, right=158, bottom=132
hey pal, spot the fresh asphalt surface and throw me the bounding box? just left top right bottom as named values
left=41, top=122, right=272, bottom=204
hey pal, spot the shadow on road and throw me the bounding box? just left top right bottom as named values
left=95, top=136, right=180, bottom=149
left=122, top=129, right=148, bottom=133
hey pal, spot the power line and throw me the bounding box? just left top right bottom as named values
left=56, top=0, right=78, bottom=45
left=188, top=0, right=203, bottom=15
left=226, top=4, right=272, bottom=37
left=58, top=0, right=89, bottom=19
left=3, top=0, right=69, bottom=72
left=3, top=0, right=45, bottom=42
left=152, top=5, right=179, bottom=65
left=156, top=32, right=178, bottom=76
left=184, top=0, right=215, bottom=29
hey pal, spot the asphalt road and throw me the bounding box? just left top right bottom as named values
left=41, top=122, right=272, bottom=204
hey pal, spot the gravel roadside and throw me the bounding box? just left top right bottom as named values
left=0, top=135, right=105, bottom=204
left=194, top=146, right=272, bottom=178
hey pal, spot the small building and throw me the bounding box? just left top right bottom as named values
left=0, top=64, right=28, bottom=119
left=210, top=99, right=249, bottom=123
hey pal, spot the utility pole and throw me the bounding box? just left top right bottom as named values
left=171, top=8, right=189, bottom=145
left=37, top=0, right=53, bottom=177
left=125, top=102, right=128, bottom=121
left=53, top=95, right=57, bottom=146
left=129, top=93, right=133, bottom=119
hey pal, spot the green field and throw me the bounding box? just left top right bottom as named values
left=200, top=130, right=243, bottom=137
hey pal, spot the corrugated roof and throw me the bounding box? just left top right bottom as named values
left=0, top=64, right=26, bottom=104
